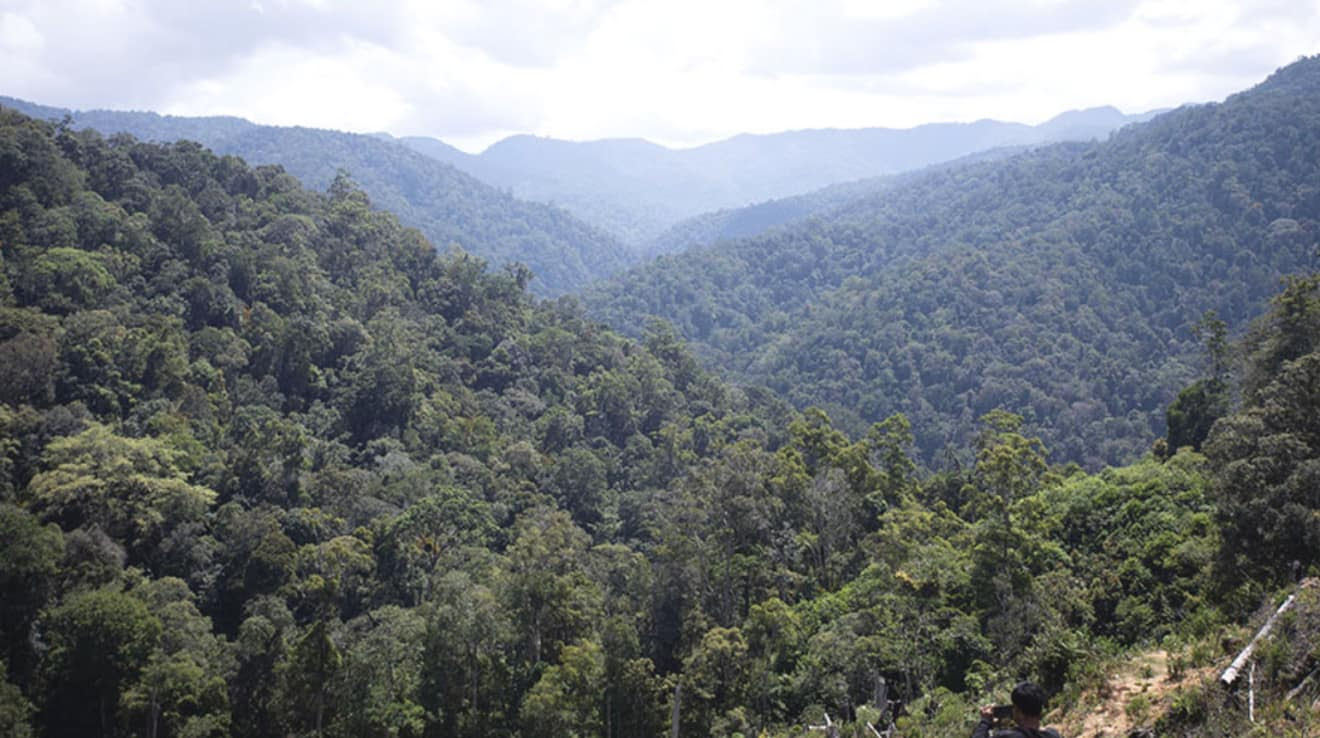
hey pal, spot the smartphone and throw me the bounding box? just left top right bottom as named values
left=992, top=705, right=1013, bottom=720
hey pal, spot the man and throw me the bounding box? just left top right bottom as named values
left=972, top=681, right=1062, bottom=738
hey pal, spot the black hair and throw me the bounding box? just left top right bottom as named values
left=1011, top=682, right=1047, bottom=717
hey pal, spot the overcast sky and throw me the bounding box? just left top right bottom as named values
left=1, top=0, right=1316, bottom=152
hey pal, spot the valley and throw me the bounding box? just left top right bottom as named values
left=1, top=52, right=1318, bottom=738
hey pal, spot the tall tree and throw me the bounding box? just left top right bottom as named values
left=28, top=423, right=215, bottom=570
left=37, top=588, right=161, bottom=737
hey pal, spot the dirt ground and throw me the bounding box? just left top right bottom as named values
left=1050, top=650, right=1215, bottom=738
left=1049, top=581, right=1320, bottom=738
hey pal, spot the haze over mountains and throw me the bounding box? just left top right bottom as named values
left=384, top=106, right=1160, bottom=243
left=637, top=144, right=1030, bottom=260
left=5, top=94, right=1155, bottom=261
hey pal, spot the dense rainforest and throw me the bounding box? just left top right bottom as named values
left=1, top=97, right=1148, bottom=260
left=2, top=63, right=1320, bottom=738
left=0, top=96, right=631, bottom=298
left=584, top=56, right=1320, bottom=470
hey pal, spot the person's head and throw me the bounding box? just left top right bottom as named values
left=1010, top=682, right=1048, bottom=719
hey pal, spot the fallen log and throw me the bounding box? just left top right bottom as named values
left=1220, top=592, right=1297, bottom=687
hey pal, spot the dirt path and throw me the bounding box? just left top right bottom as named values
left=1053, top=650, right=1214, bottom=738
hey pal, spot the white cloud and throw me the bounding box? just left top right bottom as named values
left=440, top=0, right=627, bottom=68
left=0, top=11, right=43, bottom=52
left=1, top=0, right=1316, bottom=151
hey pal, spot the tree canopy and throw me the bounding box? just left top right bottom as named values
left=585, top=56, right=1320, bottom=470
left=3, top=57, right=1320, bottom=738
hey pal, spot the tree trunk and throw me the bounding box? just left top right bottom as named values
left=670, top=682, right=682, bottom=738
left=315, top=682, right=325, bottom=736
left=148, top=685, right=160, bottom=738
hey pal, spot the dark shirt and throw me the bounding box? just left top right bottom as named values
left=971, top=718, right=1062, bottom=738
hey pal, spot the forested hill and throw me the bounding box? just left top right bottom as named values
left=0, top=96, right=631, bottom=297
left=583, top=56, right=1320, bottom=469
left=639, top=145, right=1029, bottom=261
left=3, top=100, right=1320, bottom=738
left=0, top=105, right=782, bottom=736
left=387, top=107, right=1156, bottom=244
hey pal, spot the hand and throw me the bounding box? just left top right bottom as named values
left=980, top=705, right=995, bottom=721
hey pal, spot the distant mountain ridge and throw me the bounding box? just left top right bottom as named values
left=0, top=96, right=632, bottom=297
left=583, top=55, right=1320, bottom=469
left=384, top=106, right=1161, bottom=244
left=4, top=95, right=1159, bottom=266
left=638, top=144, right=1031, bottom=260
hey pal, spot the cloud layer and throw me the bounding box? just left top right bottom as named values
left=2, top=0, right=1316, bottom=150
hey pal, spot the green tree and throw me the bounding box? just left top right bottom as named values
left=1165, top=378, right=1230, bottom=452
left=122, top=579, right=232, bottom=738
left=501, top=508, right=600, bottom=666
left=376, top=487, right=496, bottom=606
left=1166, top=311, right=1232, bottom=452
left=0, top=503, right=62, bottom=680
left=281, top=620, right=342, bottom=737
left=1240, top=274, right=1320, bottom=402
left=420, top=572, right=513, bottom=738
left=18, top=246, right=117, bottom=314
left=867, top=413, right=917, bottom=509
left=38, top=588, right=162, bottom=738
left=967, top=411, right=1051, bottom=658
left=333, top=606, right=427, bottom=738
left=681, top=626, right=751, bottom=736
left=294, top=534, right=376, bottom=621
left=230, top=598, right=294, bottom=738
left=0, top=658, right=34, bottom=738
left=28, top=423, right=215, bottom=569
left=520, top=639, right=605, bottom=738
left=1206, top=352, right=1320, bottom=601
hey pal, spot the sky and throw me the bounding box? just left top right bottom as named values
left=1, top=0, right=1317, bottom=153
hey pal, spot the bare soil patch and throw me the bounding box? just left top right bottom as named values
left=1052, top=650, right=1215, bottom=738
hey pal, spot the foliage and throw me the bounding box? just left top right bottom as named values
left=2, top=60, right=1320, bottom=738
left=1204, top=271, right=1320, bottom=605
left=585, top=56, right=1320, bottom=470
left=0, top=98, right=632, bottom=297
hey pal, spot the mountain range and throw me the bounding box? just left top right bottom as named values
left=7, top=61, right=1311, bottom=472
left=583, top=56, right=1320, bottom=469
left=0, top=96, right=632, bottom=297
left=8, top=95, right=1157, bottom=256
left=8, top=87, right=1316, bottom=738
left=382, top=106, right=1160, bottom=244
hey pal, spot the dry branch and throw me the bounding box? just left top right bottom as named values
left=1285, top=666, right=1320, bottom=703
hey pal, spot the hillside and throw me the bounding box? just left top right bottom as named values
left=583, top=56, right=1320, bottom=469
left=1052, top=581, right=1320, bottom=738
left=0, top=105, right=789, bottom=737
left=2, top=100, right=1319, bottom=738
left=639, top=145, right=1029, bottom=260
left=387, top=108, right=1157, bottom=244
left=0, top=96, right=632, bottom=297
